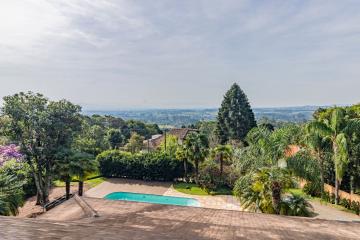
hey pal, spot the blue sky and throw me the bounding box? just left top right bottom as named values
left=0, top=0, right=359, bottom=109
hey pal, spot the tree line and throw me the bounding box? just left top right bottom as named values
left=1, top=84, right=360, bottom=217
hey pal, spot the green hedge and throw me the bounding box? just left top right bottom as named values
left=97, top=150, right=184, bottom=181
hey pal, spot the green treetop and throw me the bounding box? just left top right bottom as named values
left=216, top=83, right=256, bottom=144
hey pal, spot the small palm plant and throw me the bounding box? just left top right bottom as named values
left=281, top=194, right=313, bottom=217
left=0, top=173, right=24, bottom=216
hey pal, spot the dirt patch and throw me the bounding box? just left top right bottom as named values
left=17, top=184, right=89, bottom=218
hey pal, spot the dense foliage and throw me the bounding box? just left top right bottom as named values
left=97, top=150, right=184, bottom=181
left=1, top=86, right=359, bottom=219
left=2, top=92, right=82, bottom=205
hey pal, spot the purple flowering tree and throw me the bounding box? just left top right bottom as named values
left=0, top=144, right=23, bottom=167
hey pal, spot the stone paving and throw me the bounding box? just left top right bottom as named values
left=2, top=197, right=360, bottom=240
left=85, top=178, right=242, bottom=211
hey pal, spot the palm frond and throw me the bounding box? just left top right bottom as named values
left=306, top=121, right=333, bottom=137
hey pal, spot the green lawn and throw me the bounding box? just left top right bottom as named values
left=53, top=176, right=106, bottom=189
left=85, top=177, right=106, bottom=188
left=173, top=182, right=233, bottom=196
left=287, top=188, right=310, bottom=198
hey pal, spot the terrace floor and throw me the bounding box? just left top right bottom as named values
left=3, top=197, right=360, bottom=240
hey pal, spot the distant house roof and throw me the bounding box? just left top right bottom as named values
left=167, top=128, right=198, bottom=141
left=285, top=145, right=301, bottom=157
left=143, top=128, right=198, bottom=149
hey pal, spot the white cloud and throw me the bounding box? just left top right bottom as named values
left=0, top=0, right=359, bottom=108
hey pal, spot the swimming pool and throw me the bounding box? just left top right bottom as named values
left=105, top=192, right=200, bottom=207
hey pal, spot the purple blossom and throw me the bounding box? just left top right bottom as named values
left=0, top=144, right=23, bottom=167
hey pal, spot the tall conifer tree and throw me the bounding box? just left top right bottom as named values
left=216, top=83, right=256, bottom=144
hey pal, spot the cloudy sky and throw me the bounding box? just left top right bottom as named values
left=0, top=0, right=359, bottom=109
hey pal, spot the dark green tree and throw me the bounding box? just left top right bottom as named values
left=106, top=129, right=124, bottom=149
left=216, top=83, right=256, bottom=144
left=2, top=92, right=82, bottom=205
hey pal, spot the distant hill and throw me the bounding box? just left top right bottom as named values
left=84, top=106, right=321, bottom=127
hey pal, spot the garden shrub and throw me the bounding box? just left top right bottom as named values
left=350, top=201, right=360, bottom=215
left=198, top=160, right=224, bottom=193
left=340, top=198, right=351, bottom=209
left=97, top=150, right=183, bottom=181
left=281, top=194, right=313, bottom=217
left=303, top=182, right=321, bottom=197
left=0, top=160, right=36, bottom=198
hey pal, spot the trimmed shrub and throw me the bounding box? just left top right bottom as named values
left=97, top=150, right=184, bottom=181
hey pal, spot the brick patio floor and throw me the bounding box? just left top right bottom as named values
left=1, top=197, right=360, bottom=240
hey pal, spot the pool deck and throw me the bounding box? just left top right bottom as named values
left=85, top=178, right=242, bottom=211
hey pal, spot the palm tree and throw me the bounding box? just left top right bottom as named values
left=55, top=149, right=73, bottom=200
left=175, top=146, right=188, bottom=180
left=233, top=126, right=299, bottom=214
left=234, top=167, right=292, bottom=214
left=308, top=108, right=360, bottom=204
left=183, top=132, right=209, bottom=179
left=303, top=124, right=331, bottom=197
left=69, top=152, right=98, bottom=196
left=213, top=145, right=232, bottom=176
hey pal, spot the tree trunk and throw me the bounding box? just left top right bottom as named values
left=219, top=152, right=224, bottom=176
left=318, top=153, right=325, bottom=198
left=36, top=192, right=43, bottom=205
left=335, top=179, right=339, bottom=205
left=65, top=179, right=71, bottom=200
left=320, top=170, right=325, bottom=198
left=350, top=176, right=354, bottom=195
left=195, top=160, right=199, bottom=183
left=271, top=182, right=281, bottom=214
left=36, top=171, right=49, bottom=205
left=183, top=160, right=188, bottom=181
left=78, top=181, right=84, bottom=196
left=333, top=142, right=339, bottom=205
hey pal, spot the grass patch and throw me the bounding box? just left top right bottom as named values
left=53, top=175, right=106, bottom=189
left=85, top=177, right=106, bottom=188
left=173, top=183, right=233, bottom=196
left=53, top=180, right=75, bottom=187
left=174, top=183, right=209, bottom=195
left=287, top=188, right=310, bottom=198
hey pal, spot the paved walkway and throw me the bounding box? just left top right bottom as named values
left=3, top=197, right=360, bottom=240
left=310, top=200, right=360, bottom=222
left=85, top=179, right=242, bottom=211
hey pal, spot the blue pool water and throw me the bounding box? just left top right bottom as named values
left=105, top=192, right=200, bottom=207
